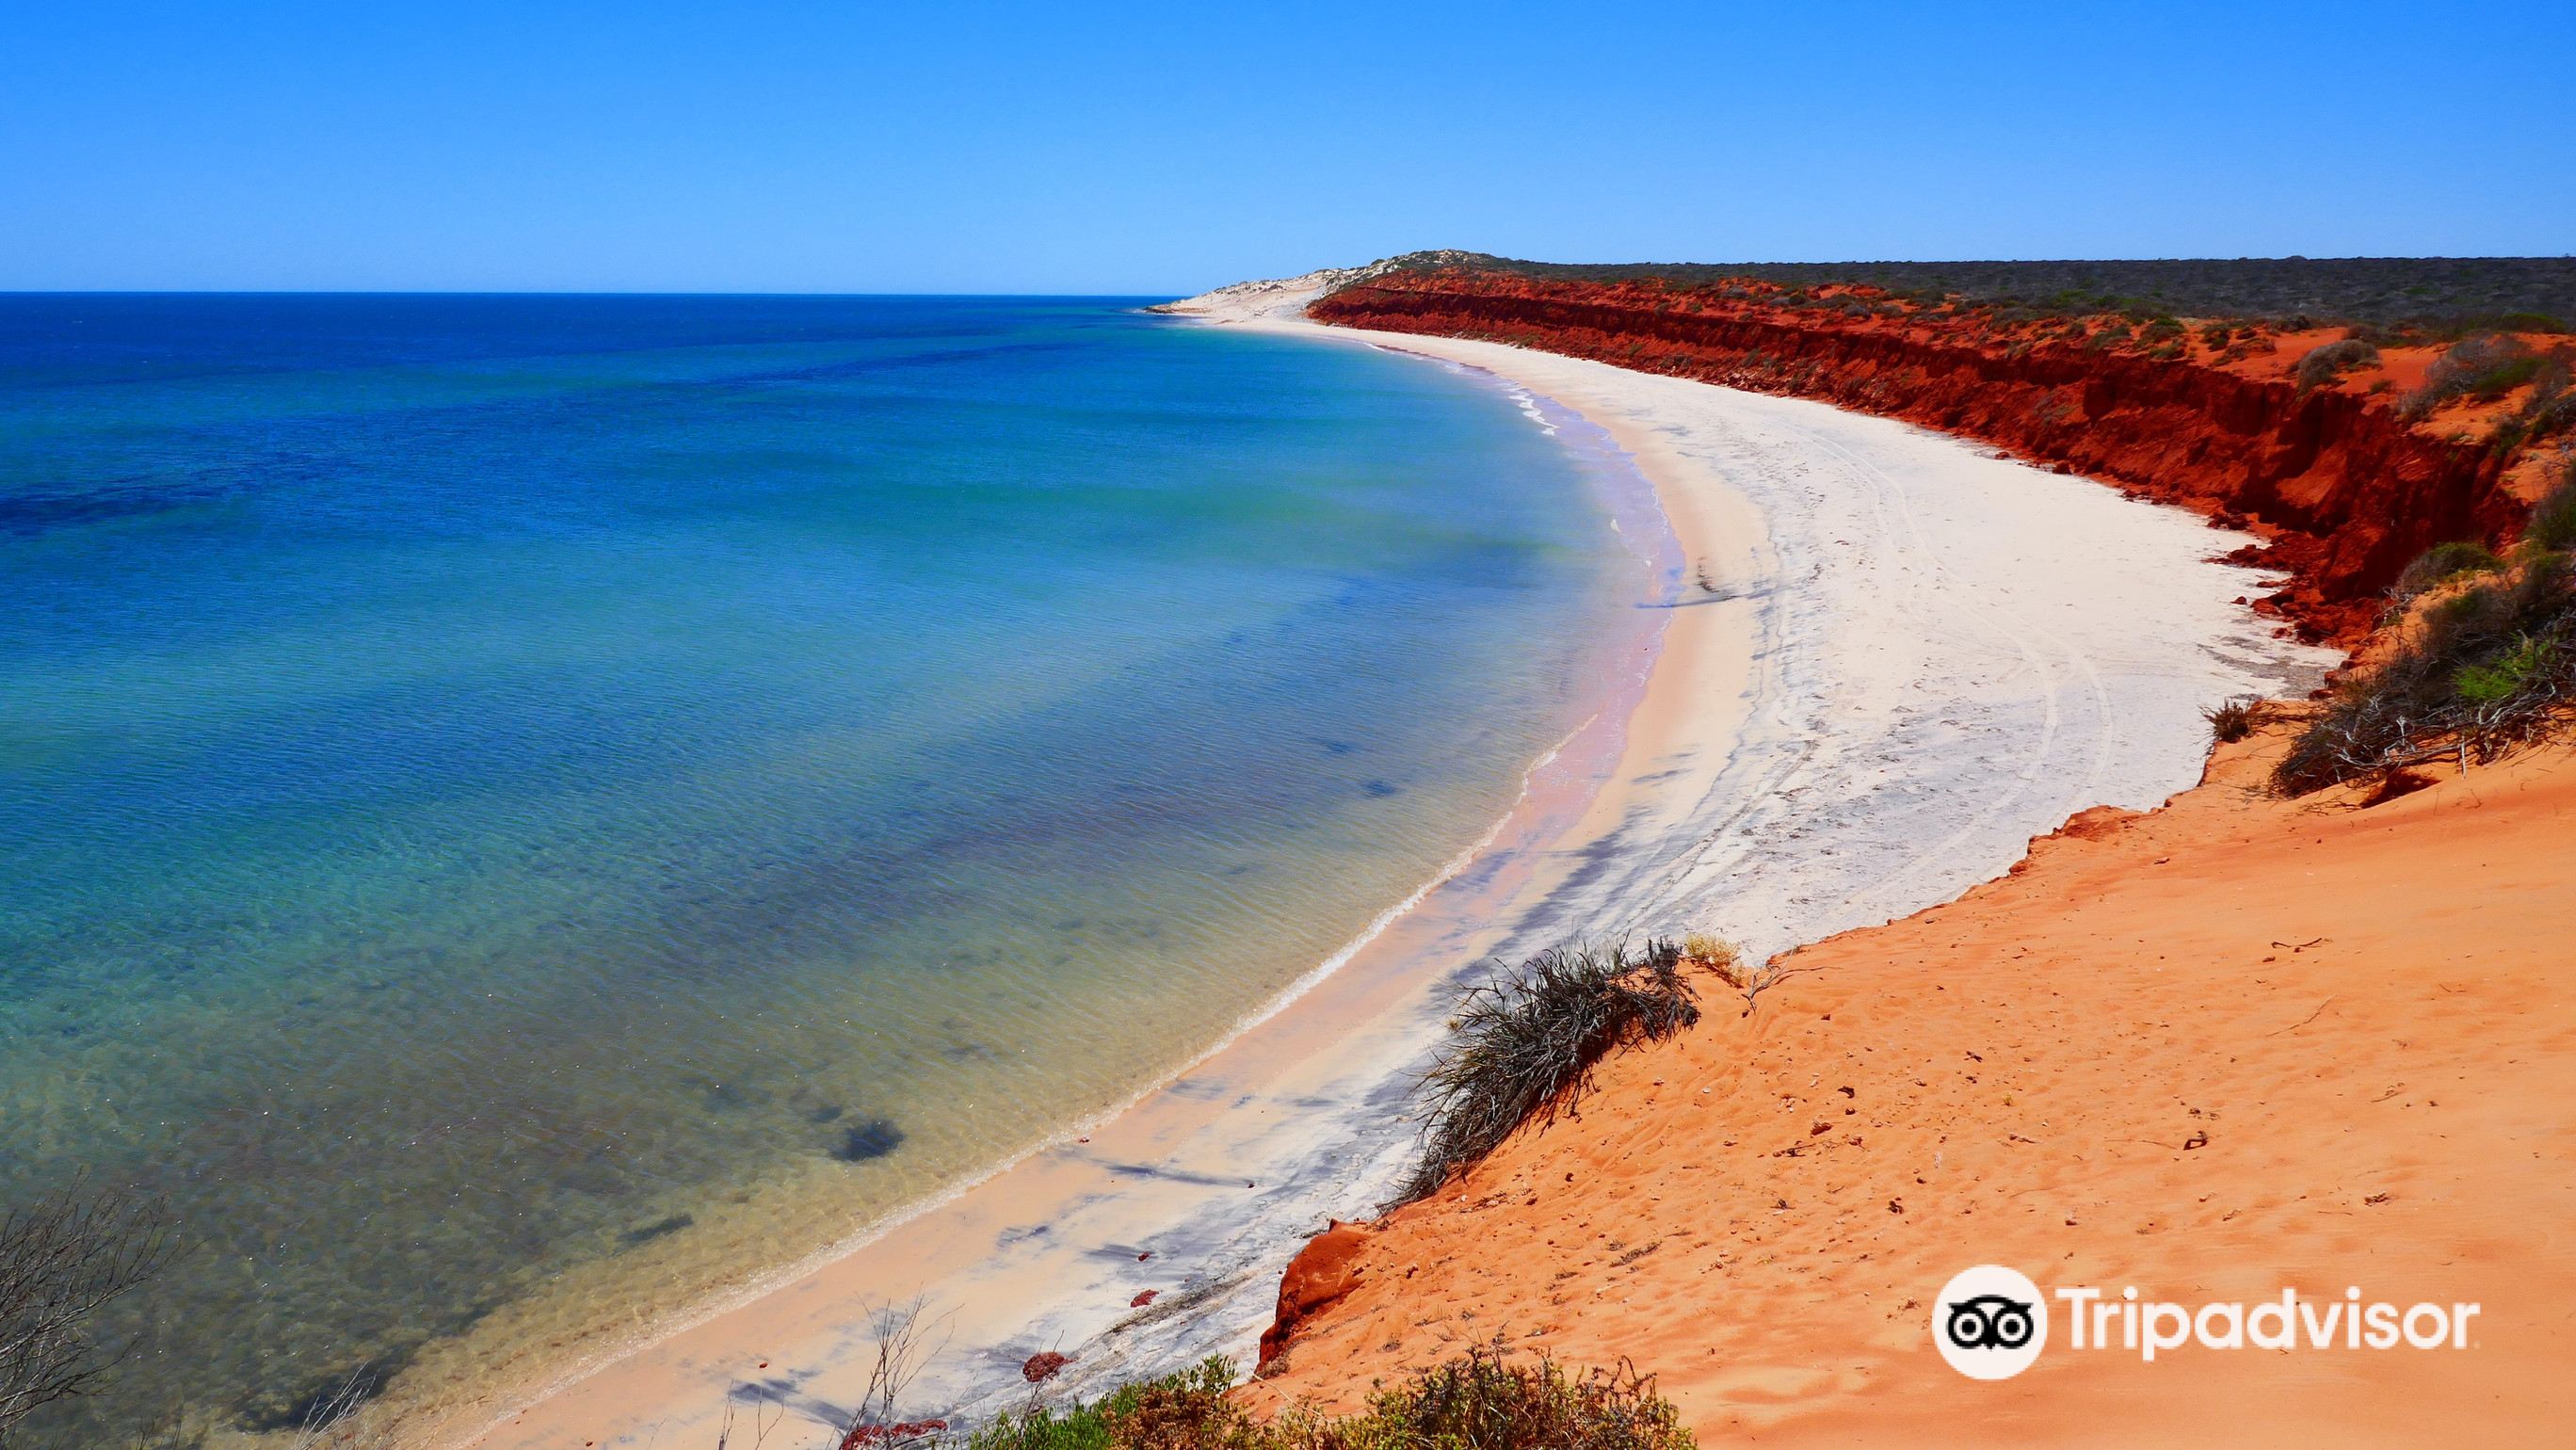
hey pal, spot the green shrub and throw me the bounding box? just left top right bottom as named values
left=2402, top=334, right=2542, bottom=418
left=2294, top=337, right=2380, bottom=393
left=959, top=1351, right=1695, bottom=1450
left=1337, top=1345, right=1693, bottom=1450
left=2524, top=389, right=2576, bottom=445
left=2501, top=359, right=2575, bottom=451
left=2471, top=312, right=2572, bottom=335
left=2455, top=636, right=2552, bottom=704
left=965, top=1358, right=1235, bottom=1450
left=2390, top=540, right=2503, bottom=602
left=2276, top=554, right=2576, bottom=793
left=1401, top=942, right=1699, bottom=1202
left=1427, top=256, right=2576, bottom=334
left=2526, top=458, right=2576, bottom=553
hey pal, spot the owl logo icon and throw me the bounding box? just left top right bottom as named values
left=1934, top=1265, right=2049, bottom=1378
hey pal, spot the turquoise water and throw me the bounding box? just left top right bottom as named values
left=0, top=296, right=1638, bottom=1442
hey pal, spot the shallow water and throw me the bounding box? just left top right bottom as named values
left=0, top=296, right=1638, bottom=1442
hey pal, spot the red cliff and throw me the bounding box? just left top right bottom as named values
left=1257, top=1219, right=1371, bottom=1370
left=1311, top=269, right=2547, bottom=645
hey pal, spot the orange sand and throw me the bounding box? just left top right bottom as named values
left=1244, top=731, right=2576, bottom=1445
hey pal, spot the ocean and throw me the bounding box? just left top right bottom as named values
left=0, top=295, right=1642, bottom=1442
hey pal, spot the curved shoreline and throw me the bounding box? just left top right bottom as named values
left=422, top=302, right=2336, bottom=1450
left=409, top=336, right=1699, bottom=1450
left=1279, top=315, right=2339, bottom=959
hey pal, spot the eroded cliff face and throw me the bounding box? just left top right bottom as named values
left=1311, top=270, right=2532, bottom=645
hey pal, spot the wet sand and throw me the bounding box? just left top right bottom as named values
left=423, top=290, right=2329, bottom=1449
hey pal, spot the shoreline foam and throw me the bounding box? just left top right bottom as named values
left=410, top=329, right=1686, bottom=1450
left=426, top=285, right=2333, bottom=1449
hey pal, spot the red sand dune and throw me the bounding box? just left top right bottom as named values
left=1242, top=732, right=2576, bottom=1444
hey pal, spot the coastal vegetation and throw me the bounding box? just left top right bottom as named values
left=2201, top=695, right=2269, bottom=745
left=2389, top=540, right=2505, bottom=604
left=2401, top=333, right=2549, bottom=418
left=1362, top=251, right=2576, bottom=333
left=1, top=1227, right=1702, bottom=1450
left=963, top=1348, right=1691, bottom=1450
left=2275, top=466, right=2576, bottom=793
left=2457, top=344, right=2575, bottom=456
left=2293, top=337, right=2379, bottom=393
left=1398, top=941, right=1703, bottom=1204
left=2529, top=457, right=2576, bottom=552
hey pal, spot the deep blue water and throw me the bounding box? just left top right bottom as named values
left=0, top=295, right=1634, bottom=1440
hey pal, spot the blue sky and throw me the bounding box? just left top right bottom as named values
left=4, top=1, right=2568, bottom=293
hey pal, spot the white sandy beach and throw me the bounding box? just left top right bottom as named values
left=420, top=278, right=2333, bottom=1450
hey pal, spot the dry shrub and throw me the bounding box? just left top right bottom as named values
left=2527, top=457, right=2576, bottom=555
left=2390, top=540, right=2503, bottom=604
left=0, top=1179, right=170, bottom=1445
left=2277, top=552, right=2576, bottom=793
left=1679, top=933, right=1739, bottom=977
left=2294, top=337, right=2379, bottom=392
left=1400, top=942, right=1699, bottom=1202
left=2402, top=334, right=2542, bottom=418
left=2202, top=695, right=2269, bottom=744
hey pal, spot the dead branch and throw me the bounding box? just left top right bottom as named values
left=0, top=1177, right=172, bottom=1445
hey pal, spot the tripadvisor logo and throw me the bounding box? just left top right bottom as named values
left=1934, top=1265, right=2048, bottom=1379
left=1932, top=1265, right=2482, bottom=1379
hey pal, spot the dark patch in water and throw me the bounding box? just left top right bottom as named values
left=808, top=1104, right=845, bottom=1123
left=832, top=1118, right=905, bottom=1162
left=240, top=1345, right=412, bottom=1434
left=620, top=1213, right=695, bottom=1248
left=0, top=475, right=239, bottom=537
left=1361, top=779, right=1400, bottom=798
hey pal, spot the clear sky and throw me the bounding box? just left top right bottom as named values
left=5, top=0, right=2568, bottom=294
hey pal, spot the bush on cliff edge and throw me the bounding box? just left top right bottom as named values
left=2277, top=546, right=2576, bottom=794
left=966, top=1348, right=1694, bottom=1450
left=2294, top=337, right=2380, bottom=393
left=1399, top=941, right=1700, bottom=1203
left=2526, top=455, right=2576, bottom=554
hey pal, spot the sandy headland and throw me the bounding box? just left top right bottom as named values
left=1242, top=724, right=2576, bottom=1447
left=423, top=280, right=2329, bottom=1449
